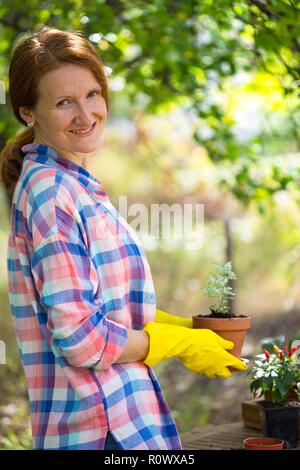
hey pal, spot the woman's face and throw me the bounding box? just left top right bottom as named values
left=19, top=64, right=107, bottom=163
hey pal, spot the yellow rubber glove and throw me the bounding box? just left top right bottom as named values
left=143, top=322, right=247, bottom=378
left=155, top=308, right=193, bottom=328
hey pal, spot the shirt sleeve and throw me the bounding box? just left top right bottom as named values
left=29, top=174, right=128, bottom=370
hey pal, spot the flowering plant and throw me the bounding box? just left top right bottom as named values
left=250, top=332, right=300, bottom=403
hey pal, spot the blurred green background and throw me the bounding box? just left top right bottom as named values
left=1, top=0, right=300, bottom=449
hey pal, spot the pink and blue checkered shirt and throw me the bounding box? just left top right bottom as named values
left=7, top=143, right=181, bottom=450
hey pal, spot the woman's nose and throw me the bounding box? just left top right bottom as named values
left=73, top=103, right=93, bottom=125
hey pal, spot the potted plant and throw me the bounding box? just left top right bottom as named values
left=193, top=261, right=251, bottom=358
left=249, top=333, right=300, bottom=448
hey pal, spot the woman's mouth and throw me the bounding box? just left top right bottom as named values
left=69, top=121, right=97, bottom=137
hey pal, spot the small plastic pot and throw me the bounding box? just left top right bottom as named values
left=243, top=437, right=284, bottom=450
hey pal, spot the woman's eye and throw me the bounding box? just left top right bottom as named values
left=57, top=99, right=70, bottom=107
left=89, top=90, right=101, bottom=97
left=57, top=90, right=101, bottom=106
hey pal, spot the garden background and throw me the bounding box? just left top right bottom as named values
left=0, top=0, right=300, bottom=449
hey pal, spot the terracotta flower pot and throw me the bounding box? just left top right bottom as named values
left=192, top=315, right=251, bottom=358
left=243, top=437, right=284, bottom=450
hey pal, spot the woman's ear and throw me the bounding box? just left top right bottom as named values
left=19, top=106, right=35, bottom=125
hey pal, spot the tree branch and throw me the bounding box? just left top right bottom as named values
left=247, top=0, right=280, bottom=19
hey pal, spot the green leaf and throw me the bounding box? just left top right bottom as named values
left=261, top=335, right=285, bottom=352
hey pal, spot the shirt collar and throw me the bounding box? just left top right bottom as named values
left=21, top=143, right=107, bottom=197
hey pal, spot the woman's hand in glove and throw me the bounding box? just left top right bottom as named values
left=155, top=308, right=193, bottom=328
left=143, top=322, right=247, bottom=378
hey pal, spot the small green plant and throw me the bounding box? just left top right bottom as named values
left=203, top=261, right=237, bottom=315
left=249, top=333, right=300, bottom=403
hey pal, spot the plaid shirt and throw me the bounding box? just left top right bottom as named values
left=7, top=143, right=181, bottom=450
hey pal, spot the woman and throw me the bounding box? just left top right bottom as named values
left=0, top=27, right=246, bottom=450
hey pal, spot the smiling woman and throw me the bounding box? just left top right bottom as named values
left=0, top=26, right=182, bottom=451
left=0, top=26, right=246, bottom=451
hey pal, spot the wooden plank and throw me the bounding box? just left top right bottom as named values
left=180, top=421, right=300, bottom=450
left=242, top=400, right=262, bottom=429
left=181, top=422, right=261, bottom=450
left=243, top=419, right=262, bottom=431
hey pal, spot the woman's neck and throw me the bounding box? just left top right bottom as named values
left=33, top=136, right=95, bottom=170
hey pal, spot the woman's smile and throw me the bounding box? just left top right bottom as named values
left=69, top=120, right=97, bottom=137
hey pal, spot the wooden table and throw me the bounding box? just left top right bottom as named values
left=180, top=422, right=300, bottom=450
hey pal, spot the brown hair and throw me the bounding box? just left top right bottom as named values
left=0, top=26, right=109, bottom=193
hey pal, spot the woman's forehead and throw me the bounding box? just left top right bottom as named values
left=38, top=64, right=99, bottom=98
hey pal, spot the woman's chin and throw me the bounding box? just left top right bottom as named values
left=69, top=137, right=102, bottom=154
left=74, top=144, right=98, bottom=153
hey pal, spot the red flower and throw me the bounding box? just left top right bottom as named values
left=264, top=349, right=270, bottom=359
left=280, top=351, right=284, bottom=360
left=289, top=347, right=298, bottom=356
